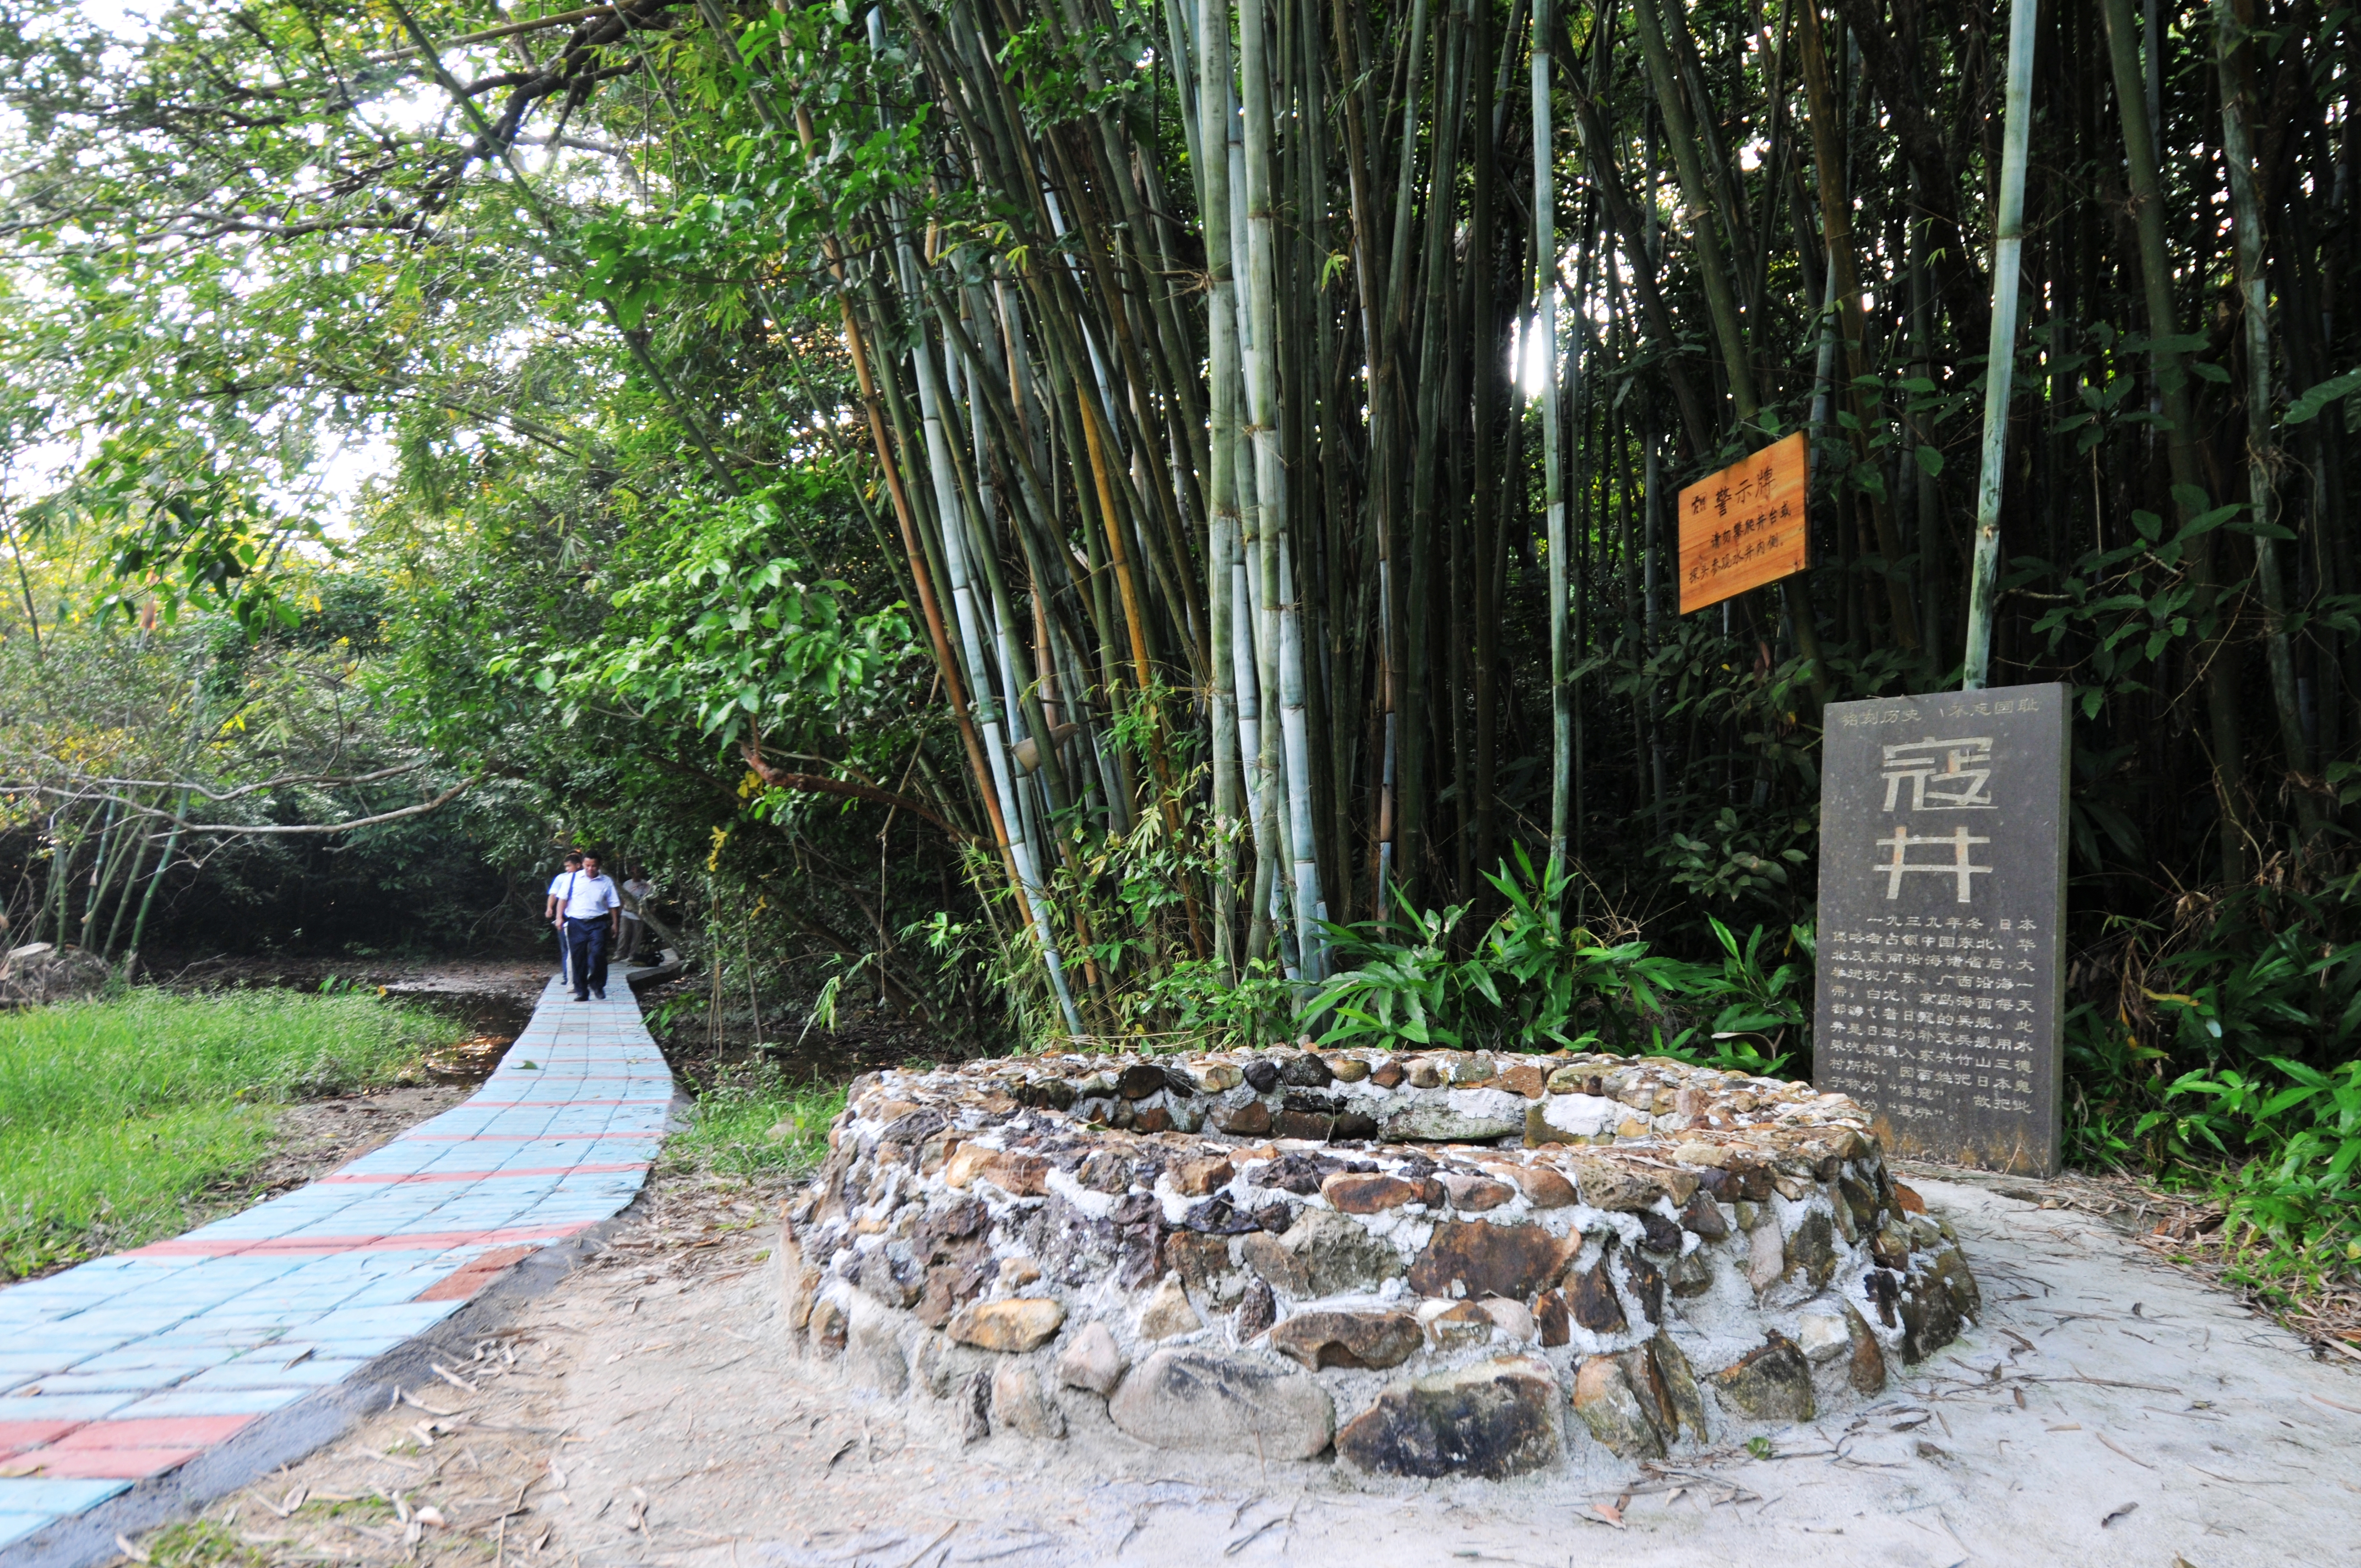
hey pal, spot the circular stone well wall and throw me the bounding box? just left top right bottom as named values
left=777, top=1049, right=1980, bottom=1479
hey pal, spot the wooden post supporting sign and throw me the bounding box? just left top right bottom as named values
left=1677, top=431, right=1809, bottom=614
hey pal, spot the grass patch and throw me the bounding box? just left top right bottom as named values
left=141, top=1519, right=270, bottom=1568
left=675, top=1060, right=845, bottom=1179
left=0, top=988, right=467, bottom=1278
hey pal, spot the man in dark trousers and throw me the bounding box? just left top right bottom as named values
left=553, top=851, right=623, bottom=1001
left=545, top=850, right=584, bottom=990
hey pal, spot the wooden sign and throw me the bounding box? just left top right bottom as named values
left=1677, top=431, right=1809, bottom=613
left=1814, top=684, right=2070, bottom=1175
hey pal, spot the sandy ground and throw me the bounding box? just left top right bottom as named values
left=166, top=1163, right=2361, bottom=1568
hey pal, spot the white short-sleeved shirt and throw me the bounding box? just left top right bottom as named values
left=556, top=872, right=622, bottom=921
left=547, top=871, right=580, bottom=901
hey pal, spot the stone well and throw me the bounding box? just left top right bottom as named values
left=777, top=1048, right=1980, bottom=1478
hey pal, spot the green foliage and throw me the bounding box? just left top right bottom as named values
left=1690, top=917, right=1812, bottom=1077
left=1652, top=805, right=1812, bottom=916
left=0, top=989, right=463, bottom=1277
left=1304, top=853, right=1807, bottom=1069
left=675, top=1063, right=845, bottom=1179
left=139, top=1520, right=270, bottom=1568
left=1141, top=956, right=1297, bottom=1052
left=516, top=482, right=916, bottom=751
left=2136, top=1058, right=2361, bottom=1307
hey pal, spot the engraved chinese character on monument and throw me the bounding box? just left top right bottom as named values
left=1813, top=684, right=2069, bottom=1174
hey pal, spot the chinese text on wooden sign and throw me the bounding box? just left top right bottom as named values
left=1677, top=431, right=1809, bottom=614
left=1814, top=684, right=2069, bottom=1175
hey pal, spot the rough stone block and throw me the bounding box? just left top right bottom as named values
left=1424, top=1300, right=1495, bottom=1350
left=992, top=1363, right=1067, bottom=1440
left=846, top=1295, right=909, bottom=1395
left=1267, top=1309, right=1424, bottom=1371
left=1796, top=1307, right=1850, bottom=1364
left=1107, top=1349, right=1335, bottom=1459
left=1747, top=1213, right=1787, bottom=1292
left=1337, top=1358, right=1562, bottom=1479
left=946, top=1297, right=1066, bottom=1353
left=1166, top=1231, right=1245, bottom=1307
left=1572, top=1353, right=1663, bottom=1459
left=1566, top=1155, right=1667, bottom=1212
left=1171, top=1154, right=1236, bottom=1197
left=1533, top=1288, right=1571, bottom=1347
left=1677, top=1190, right=1729, bottom=1240
left=1494, top=1061, right=1546, bottom=1098
left=1563, top=1246, right=1626, bottom=1333
left=1843, top=1303, right=1887, bottom=1394
left=943, top=1146, right=1049, bottom=1197
left=1233, top=1278, right=1277, bottom=1343
left=1408, top=1219, right=1570, bottom=1302
left=1241, top=1209, right=1402, bottom=1299
left=1322, top=1172, right=1430, bottom=1213
left=1650, top=1332, right=1709, bottom=1442
left=1138, top=1273, right=1203, bottom=1341
left=1706, top=1332, right=1815, bottom=1422
left=1055, top=1320, right=1127, bottom=1396
left=1490, top=1162, right=1577, bottom=1208
left=1438, top=1171, right=1516, bottom=1211
left=1215, top=1100, right=1274, bottom=1137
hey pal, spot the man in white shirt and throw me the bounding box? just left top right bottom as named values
left=545, top=851, right=584, bottom=989
left=554, top=851, right=623, bottom=1001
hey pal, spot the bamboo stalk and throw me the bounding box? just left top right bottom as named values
left=1536, top=0, right=1570, bottom=879
left=1962, top=0, right=2037, bottom=691
left=2213, top=0, right=2319, bottom=842
left=2096, top=0, right=2250, bottom=879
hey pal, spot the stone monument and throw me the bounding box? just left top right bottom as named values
left=1814, top=683, right=2069, bottom=1174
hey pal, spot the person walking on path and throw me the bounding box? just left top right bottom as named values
left=617, top=865, right=654, bottom=963
left=544, top=850, right=584, bottom=990
left=554, top=851, right=623, bottom=1000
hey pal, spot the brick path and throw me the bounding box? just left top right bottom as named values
left=0, top=980, right=671, bottom=1553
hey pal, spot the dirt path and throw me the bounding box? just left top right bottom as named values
left=162, top=1158, right=2361, bottom=1568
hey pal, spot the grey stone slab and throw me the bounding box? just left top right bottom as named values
left=1814, top=683, right=2068, bottom=1174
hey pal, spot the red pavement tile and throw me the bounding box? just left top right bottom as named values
left=126, top=1221, right=596, bottom=1260
left=319, top=1163, right=649, bottom=1186
left=1, top=1448, right=204, bottom=1479
left=52, top=1416, right=255, bottom=1450
left=0, top=1420, right=84, bottom=1456
left=414, top=1245, right=535, bottom=1302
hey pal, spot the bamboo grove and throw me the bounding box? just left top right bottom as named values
left=1, top=0, right=2358, bottom=1041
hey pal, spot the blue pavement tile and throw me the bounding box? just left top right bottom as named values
left=13, top=1371, right=192, bottom=1396
left=178, top=1357, right=371, bottom=1391
left=0, top=1511, right=56, bottom=1549
left=292, top=1303, right=458, bottom=1337
left=0, top=1394, right=145, bottom=1422
left=113, top=1386, right=314, bottom=1419
left=68, top=1347, right=241, bottom=1375
left=0, top=1356, right=86, bottom=1379
left=0, top=1478, right=132, bottom=1513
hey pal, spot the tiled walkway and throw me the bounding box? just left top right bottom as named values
left=0, top=980, right=671, bottom=1554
